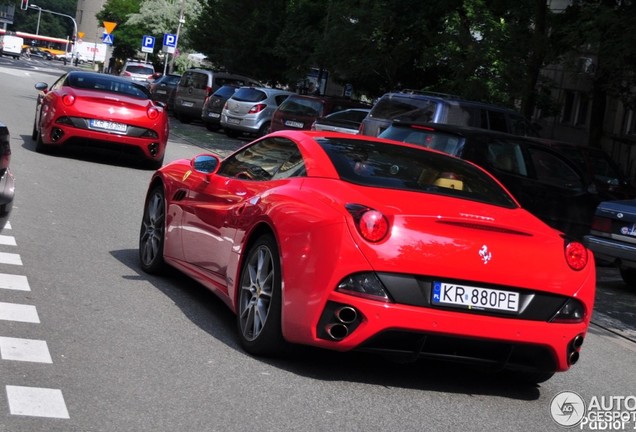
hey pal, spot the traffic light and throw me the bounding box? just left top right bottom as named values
left=20, top=0, right=29, bottom=11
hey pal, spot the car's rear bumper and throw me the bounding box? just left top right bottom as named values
left=584, top=234, right=636, bottom=267
left=40, top=122, right=166, bottom=162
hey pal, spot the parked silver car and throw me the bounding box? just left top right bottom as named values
left=220, top=87, right=294, bottom=137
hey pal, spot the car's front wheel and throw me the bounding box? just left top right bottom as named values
left=236, top=234, right=284, bottom=355
left=139, top=185, right=166, bottom=274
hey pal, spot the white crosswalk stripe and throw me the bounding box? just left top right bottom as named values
left=0, top=222, right=70, bottom=419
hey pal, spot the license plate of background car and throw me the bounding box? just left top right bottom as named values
left=432, top=281, right=519, bottom=313
left=208, top=113, right=220, bottom=118
left=284, top=120, right=304, bottom=128
left=182, top=101, right=194, bottom=107
left=88, top=119, right=127, bottom=133
left=227, top=117, right=240, bottom=125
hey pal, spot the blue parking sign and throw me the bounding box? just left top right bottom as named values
left=142, top=35, right=155, bottom=53
left=163, top=33, right=177, bottom=48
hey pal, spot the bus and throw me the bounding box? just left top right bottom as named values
left=0, top=29, right=72, bottom=58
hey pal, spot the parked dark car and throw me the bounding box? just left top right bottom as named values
left=537, top=139, right=636, bottom=200
left=148, top=73, right=181, bottom=111
left=360, top=90, right=540, bottom=138
left=311, top=108, right=371, bottom=135
left=378, top=120, right=600, bottom=239
left=0, top=121, right=14, bottom=230
left=270, top=94, right=371, bottom=133
left=201, top=84, right=240, bottom=131
left=585, top=199, right=636, bottom=286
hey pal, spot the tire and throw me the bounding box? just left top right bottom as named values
left=139, top=186, right=166, bottom=274
left=619, top=267, right=636, bottom=287
left=33, top=122, right=47, bottom=153
left=236, top=234, right=285, bottom=355
left=257, top=122, right=271, bottom=137
left=31, top=118, right=38, bottom=141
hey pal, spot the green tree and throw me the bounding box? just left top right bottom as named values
left=557, top=0, right=636, bottom=147
left=190, top=0, right=290, bottom=84
left=7, top=0, right=78, bottom=40
left=96, top=0, right=143, bottom=60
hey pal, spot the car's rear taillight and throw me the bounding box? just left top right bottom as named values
left=147, top=106, right=160, bottom=120
left=346, top=204, right=389, bottom=242
left=248, top=103, right=267, bottom=114
left=590, top=216, right=612, bottom=233
left=565, top=241, right=588, bottom=271
left=62, top=94, right=75, bottom=106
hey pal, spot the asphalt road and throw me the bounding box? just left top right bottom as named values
left=0, top=55, right=634, bottom=432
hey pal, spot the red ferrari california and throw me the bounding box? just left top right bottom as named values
left=32, top=71, right=168, bottom=168
left=139, top=130, right=595, bottom=383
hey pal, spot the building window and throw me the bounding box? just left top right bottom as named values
left=561, top=90, right=589, bottom=126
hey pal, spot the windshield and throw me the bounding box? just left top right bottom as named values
left=317, top=137, right=517, bottom=208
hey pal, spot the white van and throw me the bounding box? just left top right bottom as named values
left=0, top=35, right=24, bottom=60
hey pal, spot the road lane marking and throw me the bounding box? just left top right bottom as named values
left=5, top=386, right=69, bottom=419
left=0, top=302, right=39, bottom=323
left=0, top=252, right=22, bottom=266
left=0, top=274, right=29, bottom=291
left=0, top=337, right=52, bottom=363
left=0, top=235, right=16, bottom=246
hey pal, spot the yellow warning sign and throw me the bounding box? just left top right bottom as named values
left=103, top=21, right=117, bottom=34
left=78, top=32, right=85, bottom=39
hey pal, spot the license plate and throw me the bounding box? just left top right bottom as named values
left=157, top=90, right=167, bottom=94
left=208, top=113, right=220, bottom=118
left=182, top=101, right=194, bottom=107
left=227, top=117, right=240, bottom=125
left=432, top=281, right=519, bottom=313
left=89, top=119, right=127, bottom=133
left=284, top=120, right=304, bottom=128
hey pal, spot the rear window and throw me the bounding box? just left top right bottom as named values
left=278, top=97, right=323, bottom=116
left=379, top=125, right=464, bottom=155
left=370, top=95, right=438, bottom=122
left=66, top=75, right=150, bottom=99
left=317, top=137, right=517, bottom=207
left=232, top=88, right=267, bottom=102
left=213, top=85, right=238, bottom=99
left=125, top=65, right=154, bottom=75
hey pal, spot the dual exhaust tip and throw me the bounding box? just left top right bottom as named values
left=325, top=306, right=358, bottom=341
left=568, top=334, right=584, bottom=365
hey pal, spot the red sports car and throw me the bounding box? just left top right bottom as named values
left=139, top=130, right=596, bottom=383
left=32, top=71, right=168, bottom=169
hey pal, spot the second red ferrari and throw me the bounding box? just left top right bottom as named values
left=32, top=71, right=169, bottom=169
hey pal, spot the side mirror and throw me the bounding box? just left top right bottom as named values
left=34, top=82, right=49, bottom=93
left=192, top=154, right=220, bottom=174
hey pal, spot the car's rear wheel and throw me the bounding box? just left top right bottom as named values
left=257, top=122, right=271, bottom=137
left=237, top=234, right=284, bottom=355
left=619, top=267, right=636, bottom=287
left=139, top=185, right=166, bottom=274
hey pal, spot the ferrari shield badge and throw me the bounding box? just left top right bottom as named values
left=479, top=245, right=492, bottom=264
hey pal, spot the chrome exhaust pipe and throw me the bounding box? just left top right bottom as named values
left=335, top=306, right=357, bottom=324
left=569, top=351, right=580, bottom=365
left=325, top=323, right=349, bottom=341
left=573, top=335, right=584, bottom=349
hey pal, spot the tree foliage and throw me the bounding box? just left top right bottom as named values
left=6, top=0, right=78, bottom=40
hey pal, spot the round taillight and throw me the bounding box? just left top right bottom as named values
left=358, top=210, right=389, bottom=242
left=62, top=94, right=75, bottom=106
left=565, top=241, right=588, bottom=271
left=147, top=107, right=160, bottom=120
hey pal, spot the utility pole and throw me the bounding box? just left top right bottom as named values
left=168, top=0, right=185, bottom=74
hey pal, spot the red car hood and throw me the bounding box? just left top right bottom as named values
left=317, top=183, right=592, bottom=297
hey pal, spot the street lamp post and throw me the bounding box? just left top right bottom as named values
left=31, top=3, right=42, bottom=35
left=28, top=5, right=78, bottom=57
